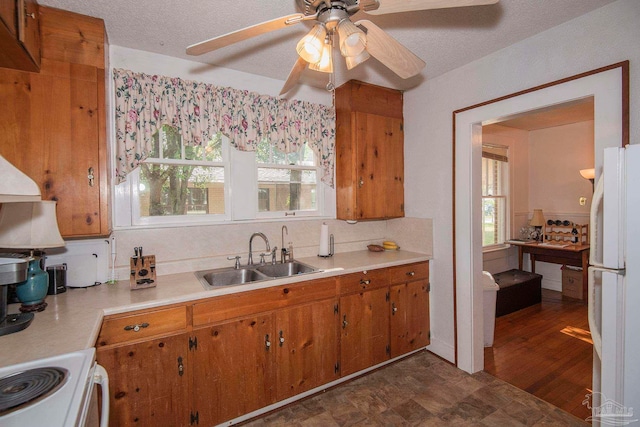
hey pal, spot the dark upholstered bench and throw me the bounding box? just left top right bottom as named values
left=493, top=269, right=542, bottom=317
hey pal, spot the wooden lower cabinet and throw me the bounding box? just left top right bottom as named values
left=96, top=333, right=189, bottom=427
left=340, top=287, right=390, bottom=376
left=275, top=299, right=340, bottom=401
left=192, top=314, right=276, bottom=426
left=390, top=279, right=430, bottom=358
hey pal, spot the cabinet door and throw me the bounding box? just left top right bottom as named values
left=96, top=333, right=189, bottom=427
left=0, top=61, right=107, bottom=237
left=340, top=288, right=390, bottom=376
left=355, top=112, right=404, bottom=220
left=192, top=314, right=275, bottom=426
left=390, top=279, right=430, bottom=358
left=275, top=299, right=339, bottom=401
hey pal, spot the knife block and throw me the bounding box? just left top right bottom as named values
left=130, top=255, right=156, bottom=290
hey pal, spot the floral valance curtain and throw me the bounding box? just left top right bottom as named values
left=113, top=68, right=336, bottom=186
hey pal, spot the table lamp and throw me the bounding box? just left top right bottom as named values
left=0, top=201, right=65, bottom=312
left=529, top=209, right=545, bottom=242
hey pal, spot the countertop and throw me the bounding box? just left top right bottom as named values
left=0, top=250, right=430, bottom=368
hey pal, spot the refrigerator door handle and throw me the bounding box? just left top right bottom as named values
left=588, top=266, right=603, bottom=359
left=590, top=175, right=605, bottom=267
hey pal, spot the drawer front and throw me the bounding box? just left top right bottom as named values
left=388, top=262, right=429, bottom=284
left=193, top=277, right=337, bottom=327
left=97, top=305, right=187, bottom=347
left=339, top=269, right=388, bottom=295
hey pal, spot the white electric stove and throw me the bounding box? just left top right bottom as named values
left=0, top=348, right=109, bottom=427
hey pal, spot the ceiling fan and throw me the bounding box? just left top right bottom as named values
left=187, top=0, right=499, bottom=95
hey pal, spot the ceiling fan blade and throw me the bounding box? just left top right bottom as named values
left=356, top=20, right=425, bottom=79
left=280, top=57, right=308, bottom=96
left=366, top=0, right=498, bottom=15
left=187, top=13, right=305, bottom=56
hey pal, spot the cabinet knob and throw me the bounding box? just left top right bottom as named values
left=360, top=279, right=370, bottom=286
left=358, top=178, right=364, bottom=188
left=88, top=167, right=95, bottom=187
left=392, top=302, right=398, bottom=314
left=265, top=334, right=271, bottom=350
left=406, top=271, right=415, bottom=277
left=124, top=322, right=149, bottom=332
left=279, top=331, right=285, bottom=347
left=342, top=315, right=348, bottom=329
left=177, top=356, right=184, bottom=377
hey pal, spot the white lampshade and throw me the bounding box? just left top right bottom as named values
left=0, top=155, right=41, bottom=203
left=337, top=19, right=366, bottom=58
left=0, top=201, right=65, bottom=249
left=309, top=41, right=333, bottom=73
left=529, top=209, right=545, bottom=227
left=296, top=24, right=326, bottom=64
left=345, top=49, right=371, bottom=70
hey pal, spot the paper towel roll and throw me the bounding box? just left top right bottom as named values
left=318, top=223, right=330, bottom=256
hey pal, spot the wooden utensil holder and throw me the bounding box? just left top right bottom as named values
left=130, top=255, right=157, bottom=290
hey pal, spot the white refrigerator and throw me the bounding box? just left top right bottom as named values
left=588, top=144, right=640, bottom=426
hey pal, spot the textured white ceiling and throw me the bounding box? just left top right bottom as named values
left=36, top=0, right=617, bottom=91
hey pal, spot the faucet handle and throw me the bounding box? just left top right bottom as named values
left=271, top=247, right=278, bottom=264
left=259, top=253, right=267, bottom=264
left=227, top=255, right=241, bottom=269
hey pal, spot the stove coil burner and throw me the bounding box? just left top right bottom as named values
left=0, top=367, right=68, bottom=416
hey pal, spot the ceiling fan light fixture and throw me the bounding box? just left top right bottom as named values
left=345, top=49, right=370, bottom=70
left=309, top=39, right=333, bottom=73
left=337, top=19, right=366, bottom=58
left=296, top=24, right=327, bottom=64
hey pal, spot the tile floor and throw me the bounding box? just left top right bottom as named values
left=243, top=350, right=588, bottom=426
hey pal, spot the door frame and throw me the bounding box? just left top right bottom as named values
left=452, top=61, right=629, bottom=373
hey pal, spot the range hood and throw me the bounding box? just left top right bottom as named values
left=0, top=155, right=41, bottom=202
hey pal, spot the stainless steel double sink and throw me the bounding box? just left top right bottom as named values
left=195, top=261, right=319, bottom=289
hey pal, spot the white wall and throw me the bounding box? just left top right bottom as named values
left=404, top=0, right=639, bottom=362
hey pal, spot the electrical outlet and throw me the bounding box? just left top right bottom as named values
left=579, top=197, right=587, bottom=206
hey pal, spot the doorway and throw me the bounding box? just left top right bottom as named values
left=452, top=62, right=628, bottom=375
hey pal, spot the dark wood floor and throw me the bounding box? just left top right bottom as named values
left=484, top=289, right=592, bottom=421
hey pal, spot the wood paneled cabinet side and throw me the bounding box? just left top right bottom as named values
left=0, top=0, right=41, bottom=72
left=0, top=6, right=109, bottom=237
left=335, top=80, right=404, bottom=221
left=96, top=333, right=190, bottom=427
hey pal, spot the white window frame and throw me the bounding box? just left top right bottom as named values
left=481, top=148, right=510, bottom=251
left=113, top=134, right=334, bottom=229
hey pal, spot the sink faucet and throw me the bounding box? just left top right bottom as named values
left=248, top=232, right=270, bottom=265
left=281, top=226, right=289, bottom=263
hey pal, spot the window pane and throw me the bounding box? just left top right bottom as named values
left=257, top=168, right=317, bottom=212
left=482, top=197, right=506, bottom=246
left=162, top=125, right=182, bottom=160
left=256, top=140, right=315, bottom=166
left=139, top=164, right=225, bottom=216
left=185, top=134, right=223, bottom=162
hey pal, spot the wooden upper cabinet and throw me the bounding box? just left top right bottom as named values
left=0, top=0, right=41, bottom=72
left=0, top=6, right=109, bottom=238
left=335, top=80, right=404, bottom=221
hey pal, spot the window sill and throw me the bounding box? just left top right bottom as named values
left=482, top=244, right=511, bottom=254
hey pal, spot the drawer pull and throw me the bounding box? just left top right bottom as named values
left=124, top=322, right=149, bottom=332
left=360, top=279, right=371, bottom=285
left=406, top=271, right=415, bottom=277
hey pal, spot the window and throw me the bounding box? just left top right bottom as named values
left=115, top=128, right=330, bottom=228
left=132, top=125, right=229, bottom=225
left=255, top=140, right=320, bottom=217
left=482, top=144, right=509, bottom=247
